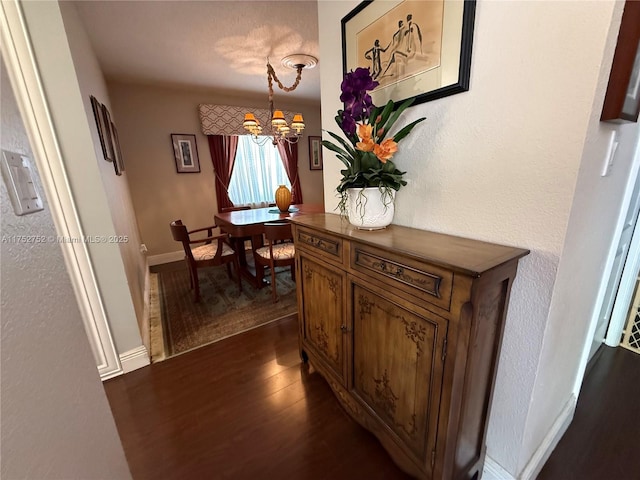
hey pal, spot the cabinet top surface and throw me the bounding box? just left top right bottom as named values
left=291, top=213, right=529, bottom=276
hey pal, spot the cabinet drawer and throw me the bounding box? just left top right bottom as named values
left=295, top=226, right=344, bottom=264
left=350, top=243, right=453, bottom=311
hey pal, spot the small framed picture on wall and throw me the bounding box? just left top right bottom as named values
left=309, top=136, right=323, bottom=170
left=90, top=95, right=115, bottom=163
left=171, top=133, right=200, bottom=173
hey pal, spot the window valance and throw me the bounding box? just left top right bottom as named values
left=198, top=104, right=297, bottom=136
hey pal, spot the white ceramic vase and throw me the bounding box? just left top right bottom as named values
left=346, top=187, right=395, bottom=230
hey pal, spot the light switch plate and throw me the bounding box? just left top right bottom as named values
left=1, top=150, right=44, bottom=215
left=601, top=131, right=619, bottom=177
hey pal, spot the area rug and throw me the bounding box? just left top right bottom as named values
left=158, top=262, right=297, bottom=357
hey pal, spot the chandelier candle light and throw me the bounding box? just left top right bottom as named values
left=243, top=54, right=317, bottom=146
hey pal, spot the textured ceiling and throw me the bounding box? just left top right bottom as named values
left=74, top=0, right=320, bottom=102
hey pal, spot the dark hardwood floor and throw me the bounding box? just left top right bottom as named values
left=104, top=315, right=640, bottom=480
left=103, top=315, right=411, bottom=480
left=538, top=345, right=640, bottom=480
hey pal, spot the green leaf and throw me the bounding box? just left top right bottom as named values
left=323, top=131, right=357, bottom=158
left=321, top=141, right=354, bottom=170
left=382, top=160, right=396, bottom=173
left=375, top=101, right=395, bottom=141
left=368, top=105, right=381, bottom=125
left=359, top=152, right=380, bottom=171
left=392, top=117, right=426, bottom=143
left=382, top=98, right=414, bottom=133
left=352, top=154, right=361, bottom=173
left=321, top=139, right=349, bottom=158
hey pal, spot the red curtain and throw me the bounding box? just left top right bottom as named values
left=208, top=135, right=239, bottom=211
left=276, top=141, right=303, bottom=204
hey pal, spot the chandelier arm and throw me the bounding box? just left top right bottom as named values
left=250, top=134, right=271, bottom=147
left=267, top=64, right=304, bottom=92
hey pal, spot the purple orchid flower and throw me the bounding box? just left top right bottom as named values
left=339, top=67, right=379, bottom=135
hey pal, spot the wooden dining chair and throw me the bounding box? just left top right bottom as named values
left=253, top=222, right=295, bottom=302
left=170, top=219, right=242, bottom=302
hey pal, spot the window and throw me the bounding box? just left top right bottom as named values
left=227, top=136, right=291, bottom=206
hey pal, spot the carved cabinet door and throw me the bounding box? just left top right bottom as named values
left=349, top=279, right=448, bottom=472
left=298, top=253, right=347, bottom=384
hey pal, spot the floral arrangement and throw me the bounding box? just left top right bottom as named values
left=322, top=67, right=425, bottom=211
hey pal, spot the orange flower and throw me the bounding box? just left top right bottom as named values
left=356, top=123, right=375, bottom=152
left=373, top=138, right=398, bottom=163
left=356, top=138, right=375, bottom=152
left=357, top=123, right=373, bottom=141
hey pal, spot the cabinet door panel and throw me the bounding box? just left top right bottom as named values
left=350, top=281, right=447, bottom=463
left=299, top=254, right=346, bottom=383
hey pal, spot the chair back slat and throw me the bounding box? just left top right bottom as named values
left=170, top=220, right=194, bottom=259
left=263, top=222, right=293, bottom=243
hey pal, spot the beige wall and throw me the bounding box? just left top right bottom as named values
left=60, top=2, right=148, bottom=354
left=45, top=2, right=147, bottom=354
left=1, top=57, right=131, bottom=480
left=108, top=81, right=323, bottom=257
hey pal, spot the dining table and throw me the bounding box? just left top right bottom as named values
left=214, top=203, right=324, bottom=288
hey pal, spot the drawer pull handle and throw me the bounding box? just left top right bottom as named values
left=380, top=261, right=404, bottom=277
left=298, top=231, right=340, bottom=256
left=340, top=324, right=351, bottom=333
left=354, top=249, right=443, bottom=299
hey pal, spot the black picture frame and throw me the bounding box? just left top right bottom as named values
left=341, top=0, right=476, bottom=108
left=101, top=104, right=121, bottom=176
left=308, top=136, right=323, bottom=170
left=90, top=95, right=115, bottom=162
left=111, top=121, right=125, bottom=175
left=171, top=134, right=200, bottom=173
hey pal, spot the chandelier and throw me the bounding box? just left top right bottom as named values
left=243, top=54, right=317, bottom=146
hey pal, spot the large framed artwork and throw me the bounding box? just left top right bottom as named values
left=171, top=134, right=201, bottom=173
left=601, top=0, right=640, bottom=123
left=342, top=0, right=476, bottom=107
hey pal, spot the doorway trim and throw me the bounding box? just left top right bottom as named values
left=606, top=137, right=640, bottom=346
left=1, top=0, right=122, bottom=379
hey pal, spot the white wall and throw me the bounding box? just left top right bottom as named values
left=1, top=57, right=131, bottom=480
left=520, top=33, right=640, bottom=479
left=19, top=0, right=146, bottom=357
left=319, top=0, right=631, bottom=476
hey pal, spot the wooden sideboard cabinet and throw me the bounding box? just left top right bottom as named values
left=291, top=214, right=529, bottom=480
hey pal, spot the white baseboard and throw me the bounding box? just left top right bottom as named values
left=140, top=261, right=151, bottom=353
left=519, top=395, right=576, bottom=479
left=483, top=395, right=576, bottom=480
left=484, top=456, right=516, bottom=480
left=148, top=250, right=184, bottom=266
left=119, top=346, right=150, bottom=374
left=99, top=364, right=123, bottom=381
